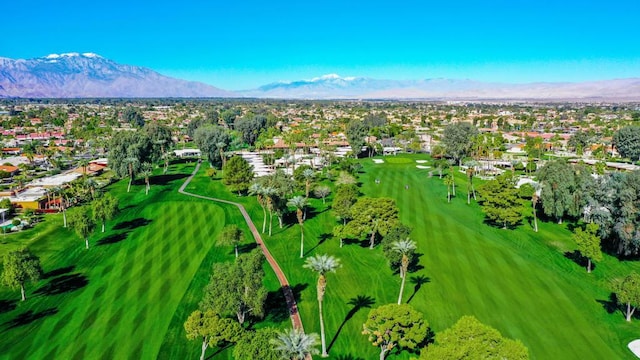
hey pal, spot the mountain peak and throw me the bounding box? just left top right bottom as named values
left=0, top=53, right=234, bottom=98
left=44, top=52, right=102, bottom=59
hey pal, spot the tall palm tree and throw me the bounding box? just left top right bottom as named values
left=532, top=187, right=540, bottom=233
left=271, top=329, right=319, bottom=360
left=263, top=186, right=276, bottom=236
left=124, top=157, right=139, bottom=193
left=302, top=168, right=315, bottom=198
left=249, top=183, right=268, bottom=234
left=444, top=174, right=453, bottom=203
left=140, top=162, right=153, bottom=195
left=304, top=254, right=341, bottom=357
left=288, top=196, right=308, bottom=258
left=392, top=239, right=417, bottom=304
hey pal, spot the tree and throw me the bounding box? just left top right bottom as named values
left=536, top=160, right=577, bottom=224
left=184, top=309, right=242, bottom=360
left=313, top=185, right=331, bottom=204
left=108, top=131, right=153, bottom=193
left=304, top=254, right=341, bottom=357
left=143, top=122, right=174, bottom=171
left=233, top=327, right=280, bottom=360
left=524, top=136, right=544, bottom=161
left=217, top=225, right=244, bottom=258
left=442, top=122, right=478, bottom=165
left=235, top=115, right=267, bottom=146
left=92, top=193, right=119, bottom=233
left=381, top=224, right=413, bottom=273
left=568, top=130, right=593, bottom=155
left=249, top=182, right=268, bottom=234
left=271, top=329, right=320, bottom=360
left=68, top=206, right=93, bottom=249
left=332, top=184, right=359, bottom=228
left=122, top=107, right=145, bottom=127
left=302, top=168, right=315, bottom=198
left=362, top=303, right=428, bottom=360
left=140, top=162, right=153, bottom=195
left=420, top=315, right=529, bottom=360
left=614, top=126, right=640, bottom=161
left=287, top=196, right=309, bottom=258
left=346, top=120, right=369, bottom=158
left=200, top=250, right=267, bottom=324
left=477, top=173, right=522, bottom=229
left=392, top=239, right=417, bottom=304
left=443, top=173, right=454, bottom=203
left=345, top=197, right=399, bottom=249
left=194, top=125, right=231, bottom=168
left=574, top=223, right=602, bottom=273
left=613, top=272, right=640, bottom=321
left=222, top=156, right=254, bottom=195
left=1, top=248, right=42, bottom=301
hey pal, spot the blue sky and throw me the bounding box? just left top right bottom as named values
left=3, top=1, right=639, bottom=90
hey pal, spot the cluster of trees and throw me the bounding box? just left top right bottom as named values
left=108, top=123, right=173, bottom=192
left=67, top=193, right=119, bottom=249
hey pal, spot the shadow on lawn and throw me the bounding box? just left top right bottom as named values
left=328, top=295, right=375, bottom=352
left=0, top=299, right=17, bottom=314
left=596, top=293, right=619, bottom=315
left=43, top=265, right=75, bottom=279
left=305, top=233, right=332, bottom=256
left=406, top=275, right=431, bottom=304
left=2, top=308, right=58, bottom=330
left=564, top=250, right=594, bottom=271
left=35, top=273, right=88, bottom=296
left=236, top=242, right=257, bottom=256
left=97, top=232, right=128, bottom=246
left=334, top=355, right=365, bottom=360
left=113, top=218, right=152, bottom=231
left=264, top=283, right=309, bottom=324
left=151, top=173, right=189, bottom=186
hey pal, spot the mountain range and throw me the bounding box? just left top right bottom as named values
left=1, top=54, right=640, bottom=100
left=0, top=53, right=233, bottom=98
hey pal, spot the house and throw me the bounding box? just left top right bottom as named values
left=0, top=165, right=19, bottom=176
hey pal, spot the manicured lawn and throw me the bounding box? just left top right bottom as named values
left=0, top=162, right=286, bottom=359
left=2, top=155, right=640, bottom=360
left=190, top=154, right=640, bottom=359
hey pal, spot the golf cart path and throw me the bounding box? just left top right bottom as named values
left=179, top=162, right=304, bottom=332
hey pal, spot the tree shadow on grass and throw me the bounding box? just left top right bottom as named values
left=564, top=250, right=594, bottom=271
left=34, top=273, right=88, bottom=296
left=305, top=233, right=332, bottom=256
left=113, top=218, right=152, bottom=231
left=151, top=173, right=189, bottom=186
left=264, top=283, right=309, bottom=325
left=43, top=265, right=75, bottom=279
left=0, top=299, right=17, bottom=314
left=237, top=242, right=257, bottom=255
left=2, top=308, right=58, bottom=330
left=406, top=275, right=431, bottom=304
left=596, top=292, right=619, bottom=315
left=328, top=295, right=375, bottom=352
left=97, top=232, right=128, bottom=246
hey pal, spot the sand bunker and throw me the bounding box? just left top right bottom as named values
left=416, top=160, right=428, bottom=163
left=629, top=340, right=640, bottom=358
left=416, top=165, right=431, bottom=169
left=373, top=159, right=385, bottom=164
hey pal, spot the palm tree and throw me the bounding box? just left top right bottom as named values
left=263, top=186, right=276, bottom=236
left=271, top=328, right=320, bottom=360
left=302, top=168, right=315, bottom=198
left=304, top=254, right=341, bottom=357
left=443, top=174, right=453, bottom=203
left=140, top=162, right=153, bottom=195
left=124, top=157, right=139, bottom=193
left=287, top=196, right=308, bottom=258
left=84, top=178, right=98, bottom=200
left=392, top=239, right=417, bottom=304
left=249, top=183, right=268, bottom=234
left=532, top=187, right=540, bottom=233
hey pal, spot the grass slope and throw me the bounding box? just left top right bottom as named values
left=190, top=155, right=640, bottom=359
left=0, top=162, right=287, bottom=360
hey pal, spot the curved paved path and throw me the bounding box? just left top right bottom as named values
left=178, top=162, right=304, bottom=332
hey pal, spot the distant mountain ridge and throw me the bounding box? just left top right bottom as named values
left=1, top=53, right=639, bottom=100
left=0, top=53, right=235, bottom=98
left=240, top=74, right=640, bottom=101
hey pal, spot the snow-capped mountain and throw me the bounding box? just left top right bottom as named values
left=0, top=53, right=235, bottom=98
left=241, top=74, right=640, bottom=101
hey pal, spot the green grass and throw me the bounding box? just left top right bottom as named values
left=2, top=155, right=640, bottom=360
left=190, top=155, right=640, bottom=359
left=0, top=162, right=287, bottom=359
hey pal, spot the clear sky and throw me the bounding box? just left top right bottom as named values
left=3, top=0, right=639, bottom=90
